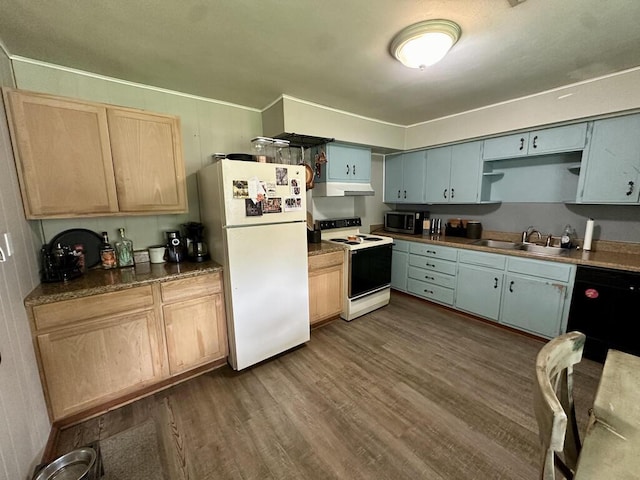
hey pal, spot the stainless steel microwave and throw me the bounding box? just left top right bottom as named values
left=384, top=211, right=426, bottom=234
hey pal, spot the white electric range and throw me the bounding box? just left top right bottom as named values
left=318, top=217, right=393, bottom=321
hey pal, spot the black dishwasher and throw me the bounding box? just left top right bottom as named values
left=567, top=265, right=640, bottom=362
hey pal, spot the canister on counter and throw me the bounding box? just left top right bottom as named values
left=466, top=221, right=483, bottom=239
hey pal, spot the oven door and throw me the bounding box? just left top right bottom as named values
left=348, top=244, right=392, bottom=298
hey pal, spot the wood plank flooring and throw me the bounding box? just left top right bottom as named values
left=53, top=292, right=603, bottom=479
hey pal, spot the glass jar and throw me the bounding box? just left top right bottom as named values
left=251, top=137, right=274, bottom=163
left=273, top=139, right=291, bottom=164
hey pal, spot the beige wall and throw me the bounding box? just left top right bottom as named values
left=263, top=68, right=640, bottom=153
left=405, top=67, right=640, bottom=150
left=263, top=95, right=406, bottom=152
left=0, top=49, right=51, bottom=480
left=11, top=58, right=264, bottom=248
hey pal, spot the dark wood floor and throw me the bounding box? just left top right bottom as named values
left=54, top=292, right=603, bottom=479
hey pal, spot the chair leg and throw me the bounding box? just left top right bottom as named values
left=554, top=453, right=574, bottom=480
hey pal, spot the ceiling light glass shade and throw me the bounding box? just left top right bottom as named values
left=390, top=19, right=461, bottom=69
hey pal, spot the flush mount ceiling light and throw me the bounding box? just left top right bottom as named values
left=390, top=19, right=461, bottom=70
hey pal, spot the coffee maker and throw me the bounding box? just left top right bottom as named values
left=165, top=230, right=187, bottom=263
left=40, top=242, right=83, bottom=282
left=182, top=222, right=210, bottom=262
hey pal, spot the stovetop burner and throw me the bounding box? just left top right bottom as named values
left=319, top=217, right=393, bottom=250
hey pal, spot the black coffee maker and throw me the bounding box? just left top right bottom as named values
left=182, top=222, right=210, bottom=262
left=165, top=230, right=187, bottom=263
left=40, top=242, right=83, bottom=282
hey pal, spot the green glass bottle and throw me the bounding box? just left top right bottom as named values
left=115, top=227, right=135, bottom=268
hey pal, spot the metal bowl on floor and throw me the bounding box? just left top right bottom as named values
left=33, top=447, right=97, bottom=480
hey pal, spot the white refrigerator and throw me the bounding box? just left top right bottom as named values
left=198, top=159, right=310, bottom=370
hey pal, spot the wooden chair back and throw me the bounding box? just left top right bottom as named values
left=533, top=331, right=585, bottom=480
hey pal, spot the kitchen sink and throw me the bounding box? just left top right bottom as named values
left=520, top=243, right=569, bottom=256
left=471, top=239, right=524, bottom=250
left=471, top=239, right=570, bottom=257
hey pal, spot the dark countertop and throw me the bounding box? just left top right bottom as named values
left=28, top=232, right=639, bottom=308
left=26, top=243, right=343, bottom=307
left=373, top=229, right=640, bottom=273
left=25, top=260, right=223, bottom=307
left=307, top=240, right=345, bottom=256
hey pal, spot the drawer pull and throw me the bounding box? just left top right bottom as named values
left=425, top=250, right=437, bottom=254
left=425, top=263, right=436, bottom=268
left=423, top=289, right=434, bottom=295
left=424, top=275, right=435, bottom=281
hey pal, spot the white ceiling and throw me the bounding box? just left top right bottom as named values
left=1, top=0, right=640, bottom=126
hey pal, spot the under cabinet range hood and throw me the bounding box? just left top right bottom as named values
left=274, top=133, right=334, bottom=148
left=313, top=182, right=375, bottom=197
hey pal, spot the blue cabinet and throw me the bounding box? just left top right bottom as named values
left=394, top=239, right=575, bottom=339
left=483, top=123, right=588, bottom=160
left=425, top=141, right=483, bottom=203
left=406, top=243, right=458, bottom=306
left=578, top=114, right=640, bottom=203
left=500, top=256, right=575, bottom=338
left=318, top=143, right=371, bottom=183
left=391, top=239, right=409, bottom=291
left=383, top=150, right=427, bottom=203
left=455, top=250, right=506, bottom=321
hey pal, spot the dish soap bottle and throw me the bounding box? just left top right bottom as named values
left=115, top=227, right=135, bottom=268
left=560, top=224, right=574, bottom=249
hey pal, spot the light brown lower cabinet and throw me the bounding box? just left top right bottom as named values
left=29, top=272, right=227, bottom=423
left=161, top=273, right=227, bottom=375
left=308, top=251, right=344, bottom=325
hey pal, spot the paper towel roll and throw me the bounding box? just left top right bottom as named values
left=583, top=218, right=594, bottom=251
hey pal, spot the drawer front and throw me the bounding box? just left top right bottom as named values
left=506, top=257, right=574, bottom=282
left=407, top=278, right=454, bottom=305
left=408, top=266, right=456, bottom=289
left=33, top=285, right=154, bottom=331
left=161, top=272, right=222, bottom=303
left=409, top=242, right=458, bottom=261
left=308, top=251, right=344, bottom=271
left=409, top=254, right=457, bottom=276
left=392, top=239, right=410, bottom=253
left=458, top=250, right=506, bottom=270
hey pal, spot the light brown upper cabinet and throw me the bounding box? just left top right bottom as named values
left=2, top=88, right=187, bottom=219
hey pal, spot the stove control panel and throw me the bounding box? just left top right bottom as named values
left=317, top=217, right=362, bottom=231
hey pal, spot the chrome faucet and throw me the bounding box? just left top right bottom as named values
left=522, top=226, right=542, bottom=243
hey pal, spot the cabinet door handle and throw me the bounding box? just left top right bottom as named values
left=397, top=189, right=401, bottom=199
left=451, top=188, right=455, bottom=198
left=626, top=181, right=635, bottom=196
left=494, top=277, right=498, bottom=289
left=519, top=138, right=525, bottom=151
left=353, top=164, right=356, bottom=175
left=404, top=190, right=407, bottom=199
left=346, top=164, right=350, bottom=175
left=443, top=188, right=448, bottom=199
left=509, top=280, right=515, bottom=293
left=532, top=135, right=538, bottom=149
